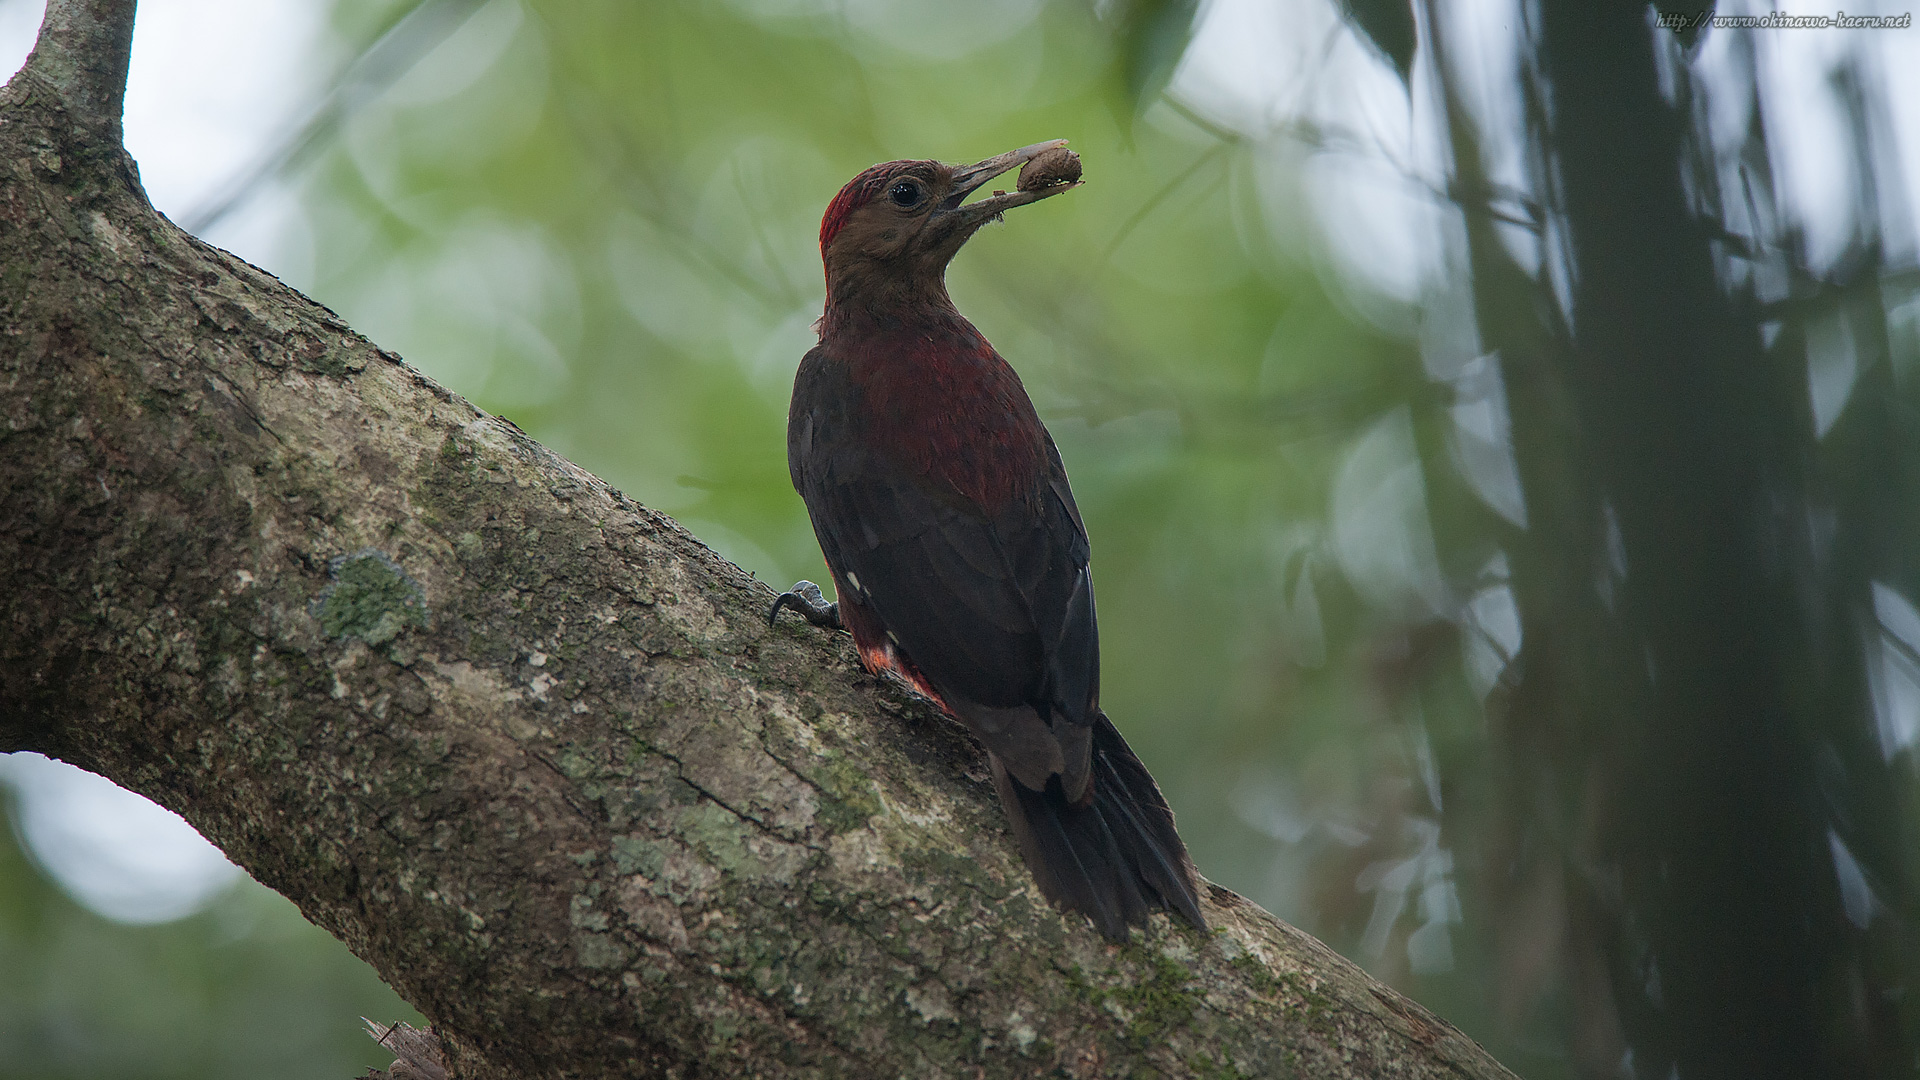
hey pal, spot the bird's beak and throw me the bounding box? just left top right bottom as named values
left=938, top=139, right=1080, bottom=227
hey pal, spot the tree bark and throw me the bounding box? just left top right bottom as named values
left=0, top=3, right=1519, bottom=1077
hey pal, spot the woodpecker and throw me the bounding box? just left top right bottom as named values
left=771, top=141, right=1204, bottom=940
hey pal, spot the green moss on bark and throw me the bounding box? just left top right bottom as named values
left=313, top=550, right=428, bottom=645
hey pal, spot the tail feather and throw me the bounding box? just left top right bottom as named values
left=1098, top=767, right=1204, bottom=929
left=1088, top=798, right=1153, bottom=928
left=990, top=712, right=1205, bottom=940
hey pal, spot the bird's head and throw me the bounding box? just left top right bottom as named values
left=819, top=140, right=1080, bottom=309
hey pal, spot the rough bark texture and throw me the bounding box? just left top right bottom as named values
left=0, top=6, right=1520, bottom=1078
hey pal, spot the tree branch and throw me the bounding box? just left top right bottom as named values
left=20, top=0, right=136, bottom=138
left=0, top=12, right=1519, bottom=1080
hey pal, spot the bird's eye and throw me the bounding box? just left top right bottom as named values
left=888, top=179, right=923, bottom=207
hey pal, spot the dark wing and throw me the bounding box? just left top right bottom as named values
left=789, top=352, right=1099, bottom=794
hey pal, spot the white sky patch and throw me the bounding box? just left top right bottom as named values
left=1435, top=0, right=1529, bottom=203
left=1176, top=0, right=1446, bottom=307
left=1737, top=0, right=1920, bottom=273
left=1876, top=14, right=1920, bottom=265
left=0, top=0, right=327, bottom=270
left=1304, top=152, right=1437, bottom=304
left=0, top=753, right=242, bottom=924
left=1754, top=13, right=1863, bottom=272
left=0, top=0, right=41, bottom=80
left=1869, top=580, right=1920, bottom=758
left=1175, top=0, right=1341, bottom=135
left=121, top=0, right=329, bottom=220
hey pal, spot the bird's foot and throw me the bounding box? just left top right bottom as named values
left=769, top=580, right=844, bottom=631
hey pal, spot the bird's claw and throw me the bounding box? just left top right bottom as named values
left=769, top=580, right=844, bottom=631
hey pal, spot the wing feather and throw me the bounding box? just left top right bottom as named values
left=790, top=351, right=1100, bottom=796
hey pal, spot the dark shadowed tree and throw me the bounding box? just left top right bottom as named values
left=1327, top=1, right=1920, bottom=1076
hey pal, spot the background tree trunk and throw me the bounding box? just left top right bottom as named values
left=0, top=2, right=1518, bottom=1077
left=1419, top=2, right=1917, bottom=1075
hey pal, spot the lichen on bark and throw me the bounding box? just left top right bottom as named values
left=0, top=4, right=1519, bottom=1078
left=315, top=550, right=431, bottom=645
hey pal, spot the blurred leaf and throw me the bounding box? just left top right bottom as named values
left=1336, top=0, right=1416, bottom=83
left=1105, top=0, right=1200, bottom=129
